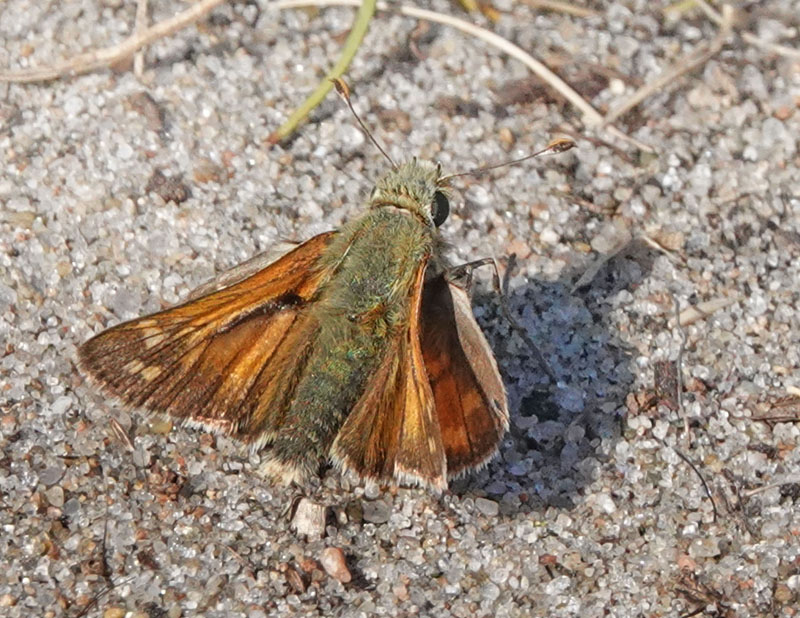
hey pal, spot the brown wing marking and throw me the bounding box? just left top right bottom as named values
left=329, top=261, right=447, bottom=490
left=420, top=274, right=509, bottom=479
left=78, top=231, right=335, bottom=439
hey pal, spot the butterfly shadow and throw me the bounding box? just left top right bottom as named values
left=448, top=238, right=660, bottom=513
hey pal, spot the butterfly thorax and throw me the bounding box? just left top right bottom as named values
left=315, top=205, right=435, bottom=333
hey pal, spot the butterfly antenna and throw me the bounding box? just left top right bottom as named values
left=332, top=78, right=397, bottom=169
left=440, top=138, right=575, bottom=182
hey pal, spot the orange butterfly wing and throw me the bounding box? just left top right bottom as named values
left=419, top=274, right=509, bottom=479
left=329, top=261, right=448, bottom=490
left=78, top=231, right=336, bottom=440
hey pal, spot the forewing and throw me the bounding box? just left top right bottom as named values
left=420, top=274, right=509, bottom=478
left=78, top=231, right=336, bottom=439
left=186, top=241, right=302, bottom=301
left=330, top=261, right=447, bottom=491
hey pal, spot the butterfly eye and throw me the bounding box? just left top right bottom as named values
left=431, top=191, right=449, bottom=227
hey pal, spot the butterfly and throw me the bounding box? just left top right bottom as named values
left=78, top=157, right=510, bottom=491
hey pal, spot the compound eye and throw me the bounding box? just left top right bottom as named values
left=431, top=191, right=450, bottom=227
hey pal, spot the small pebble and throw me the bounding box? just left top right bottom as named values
left=285, top=567, right=306, bottom=593
left=362, top=499, right=391, bottom=524
left=51, top=396, right=72, bottom=417
left=590, top=493, right=617, bottom=515
left=0, top=594, right=16, bottom=607
left=319, top=547, right=351, bottom=583
left=291, top=498, right=327, bottom=540
left=45, top=486, right=64, bottom=508
left=363, top=483, right=381, bottom=500
left=774, top=583, right=793, bottom=604
left=38, top=466, right=63, bottom=486
left=393, top=582, right=409, bottom=601
left=344, top=501, right=363, bottom=524
left=475, top=497, right=500, bottom=517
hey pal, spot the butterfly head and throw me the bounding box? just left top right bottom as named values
left=370, top=159, right=451, bottom=228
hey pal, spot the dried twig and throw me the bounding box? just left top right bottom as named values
left=0, top=0, right=227, bottom=83
left=672, top=295, right=689, bottom=440
left=741, top=474, right=800, bottom=498
left=678, top=296, right=738, bottom=327
left=73, top=466, right=127, bottom=618
left=746, top=414, right=800, bottom=423
left=603, top=5, right=735, bottom=126
left=2, top=0, right=652, bottom=151
left=73, top=579, right=135, bottom=618
left=569, top=236, right=633, bottom=293
left=134, top=0, right=149, bottom=78
left=675, top=572, right=730, bottom=617
left=721, top=468, right=756, bottom=537
left=672, top=445, right=719, bottom=523
left=736, top=394, right=800, bottom=423
left=222, top=543, right=254, bottom=578
left=695, top=0, right=800, bottom=60
left=639, top=234, right=682, bottom=262
left=660, top=296, right=718, bottom=522
left=274, top=0, right=653, bottom=152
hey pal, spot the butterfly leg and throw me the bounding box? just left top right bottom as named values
left=443, top=257, right=557, bottom=384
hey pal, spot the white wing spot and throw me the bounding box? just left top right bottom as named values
left=124, top=359, right=145, bottom=374
left=141, top=365, right=163, bottom=381
left=141, top=328, right=166, bottom=349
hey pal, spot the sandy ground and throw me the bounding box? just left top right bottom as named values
left=1, top=0, right=799, bottom=616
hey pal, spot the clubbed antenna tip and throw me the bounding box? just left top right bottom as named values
left=332, top=78, right=396, bottom=169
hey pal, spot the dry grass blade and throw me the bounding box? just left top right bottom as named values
left=678, top=296, right=738, bottom=327
left=603, top=5, right=735, bottom=126
left=1, top=0, right=651, bottom=151
left=672, top=296, right=689, bottom=441
left=108, top=418, right=135, bottom=452
left=672, top=445, right=718, bottom=523
left=639, top=234, right=683, bottom=262
left=675, top=572, right=731, bottom=617
left=275, top=0, right=653, bottom=152
left=133, top=0, right=149, bottom=78
left=569, top=236, right=633, bottom=293
left=72, top=578, right=135, bottom=618
left=749, top=414, right=800, bottom=423
left=748, top=395, right=800, bottom=423
left=267, top=0, right=377, bottom=144
left=0, top=0, right=226, bottom=83
left=741, top=474, right=800, bottom=498
left=694, top=0, right=800, bottom=60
